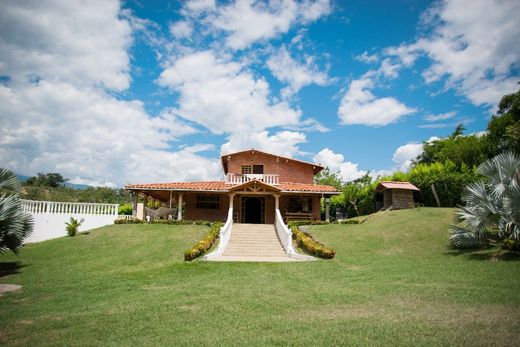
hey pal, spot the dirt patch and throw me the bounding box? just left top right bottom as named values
left=0, top=284, right=21, bottom=296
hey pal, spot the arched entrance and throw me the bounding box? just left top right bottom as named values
left=243, top=197, right=264, bottom=224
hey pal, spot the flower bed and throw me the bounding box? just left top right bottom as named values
left=184, top=222, right=223, bottom=261
left=287, top=221, right=335, bottom=259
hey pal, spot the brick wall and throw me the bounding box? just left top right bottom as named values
left=183, top=193, right=230, bottom=222
left=225, top=151, right=316, bottom=184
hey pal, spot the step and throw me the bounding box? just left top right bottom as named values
left=208, top=255, right=299, bottom=262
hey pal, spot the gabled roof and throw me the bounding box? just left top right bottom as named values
left=228, top=179, right=281, bottom=192
left=220, top=149, right=324, bottom=175
left=375, top=181, right=420, bottom=192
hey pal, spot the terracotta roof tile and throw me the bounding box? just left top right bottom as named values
left=125, top=181, right=340, bottom=193
left=377, top=181, right=420, bottom=191
left=279, top=182, right=340, bottom=193
left=125, top=181, right=228, bottom=191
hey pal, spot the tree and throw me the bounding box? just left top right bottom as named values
left=314, top=168, right=342, bottom=190
left=449, top=152, right=520, bottom=255
left=0, top=169, right=33, bottom=254
left=26, top=172, right=67, bottom=188
left=485, top=86, right=520, bottom=156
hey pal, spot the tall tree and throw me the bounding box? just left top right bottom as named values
left=486, top=86, right=520, bottom=155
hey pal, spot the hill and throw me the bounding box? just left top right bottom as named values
left=0, top=208, right=518, bottom=346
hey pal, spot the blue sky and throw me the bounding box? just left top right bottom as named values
left=0, top=0, right=518, bottom=187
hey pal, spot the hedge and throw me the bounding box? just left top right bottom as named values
left=288, top=222, right=335, bottom=259
left=184, top=222, right=223, bottom=261
left=114, top=218, right=213, bottom=226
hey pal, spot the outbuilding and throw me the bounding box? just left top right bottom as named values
left=375, top=181, right=420, bottom=211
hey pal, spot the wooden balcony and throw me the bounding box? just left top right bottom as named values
left=226, top=173, right=280, bottom=185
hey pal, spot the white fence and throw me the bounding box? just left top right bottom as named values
left=226, top=173, right=279, bottom=185
left=21, top=199, right=119, bottom=243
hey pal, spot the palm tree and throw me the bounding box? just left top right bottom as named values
left=0, top=169, right=33, bottom=253
left=450, top=152, right=520, bottom=255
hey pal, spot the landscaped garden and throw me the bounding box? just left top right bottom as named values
left=1, top=207, right=519, bottom=346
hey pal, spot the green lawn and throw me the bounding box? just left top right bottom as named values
left=1, top=208, right=519, bottom=346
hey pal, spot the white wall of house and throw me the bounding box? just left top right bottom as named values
left=21, top=200, right=119, bottom=243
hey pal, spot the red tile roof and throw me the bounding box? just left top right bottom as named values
left=279, top=182, right=340, bottom=193
left=376, top=181, right=420, bottom=191
left=125, top=181, right=340, bottom=194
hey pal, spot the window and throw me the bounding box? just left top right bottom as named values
left=288, top=196, right=313, bottom=213
left=196, top=195, right=219, bottom=209
left=241, top=165, right=264, bottom=174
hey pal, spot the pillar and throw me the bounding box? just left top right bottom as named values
left=228, top=193, right=235, bottom=209
left=177, top=193, right=183, bottom=221
left=143, top=194, right=149, bottom=219
left=132, top=192, right=138, bottom=217
left=325, top=195, right=331, bottom=222
left=274, top=194, right=280, bottom=210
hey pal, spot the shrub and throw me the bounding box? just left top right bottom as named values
left=114, top=218, right=143, bottom=224
left=65, top=217, right=83, bottom=237
left=288, top=222, right=335, bottom=259
left=0, top=169, right=33, bottom=253
left=184, top=222, right=222, bottom=261
left=118, top=203, right=132, bottom=215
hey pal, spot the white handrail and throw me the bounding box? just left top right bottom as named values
left=204, top=207, right=233, bottom=259
left=225, top=173, right=279, bottom=185
left=275, top=209, right=315, bottom=261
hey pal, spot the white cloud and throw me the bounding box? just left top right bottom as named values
left=0, top=0, right=224, bottom=187
left=169, top=20, right=193, bottom=39
left=158, top=50, right=302, bottom=134
left=0, top=81, right=219, bottom=187
left=221, top=131, right=307, bottom=158
left=210, top=0, right=330, bottom=50
left=184, top=0, right=216, bottom=14
left=313, top=148, right=366, bottom=182
left=0, top=0, right=132, bottom=91
left=392, top=143, right=424, bottom=171
left=386, top=0, right=520, bottom=107
left=267, top=46, right=330, bottom=97
left=354, top=51, right=378, bottom=64
left=424, top=111, right=456, bottom=122
left=338, top=77, right=416, bottom=126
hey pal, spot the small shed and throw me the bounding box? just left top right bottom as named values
left=375, top=181, right=420, bottom=210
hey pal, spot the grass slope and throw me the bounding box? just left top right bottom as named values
left=1, top=208, right=519, bottom=346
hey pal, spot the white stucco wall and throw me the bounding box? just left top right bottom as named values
left=21, top=200, right=119, bottom=243
left=25, top=213, right=118, bottom=243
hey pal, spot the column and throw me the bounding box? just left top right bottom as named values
left=177, top=193, right=183, bottom=221
left=132, top=192, right=138, bottom=217
left=274, top=194, right=280, bottom=210
left=228, top=193, right=235, bottom=209
left=325, top=195, right=331, bottom=222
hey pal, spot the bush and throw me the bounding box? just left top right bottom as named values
left=118, top=203, right=132, bottom=215
left=184, top=222, right=222, bottom=261
left=288, top=222, right=335, bottom=259
left=114, top=218, right=143, bottom=224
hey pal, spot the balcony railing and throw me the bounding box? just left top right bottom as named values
left=226, top=173, right=279, bottom=185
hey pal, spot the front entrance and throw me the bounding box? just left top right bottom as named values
left=242, top=196, right=265, bottom=224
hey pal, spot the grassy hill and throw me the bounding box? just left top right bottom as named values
left=1, top=208, right=519, bottom=346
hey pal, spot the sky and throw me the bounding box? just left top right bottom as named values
left=1, top=0, right=519, bottom=187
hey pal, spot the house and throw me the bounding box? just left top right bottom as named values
left=125, top=149, right=341, bottom=224
left=375, top=181, right=420, bottom=210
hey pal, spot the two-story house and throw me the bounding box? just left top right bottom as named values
left=125, top=149, right=340, bottom=224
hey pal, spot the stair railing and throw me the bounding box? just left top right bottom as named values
left=204, top=207, right=233, bottom=259
left=275, top=209, right=316, bottom=261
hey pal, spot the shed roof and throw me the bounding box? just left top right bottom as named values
left=376, top=181, right=420, bottom=192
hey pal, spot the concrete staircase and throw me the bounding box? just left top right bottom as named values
left=211, top=223, right=298, bottom=262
